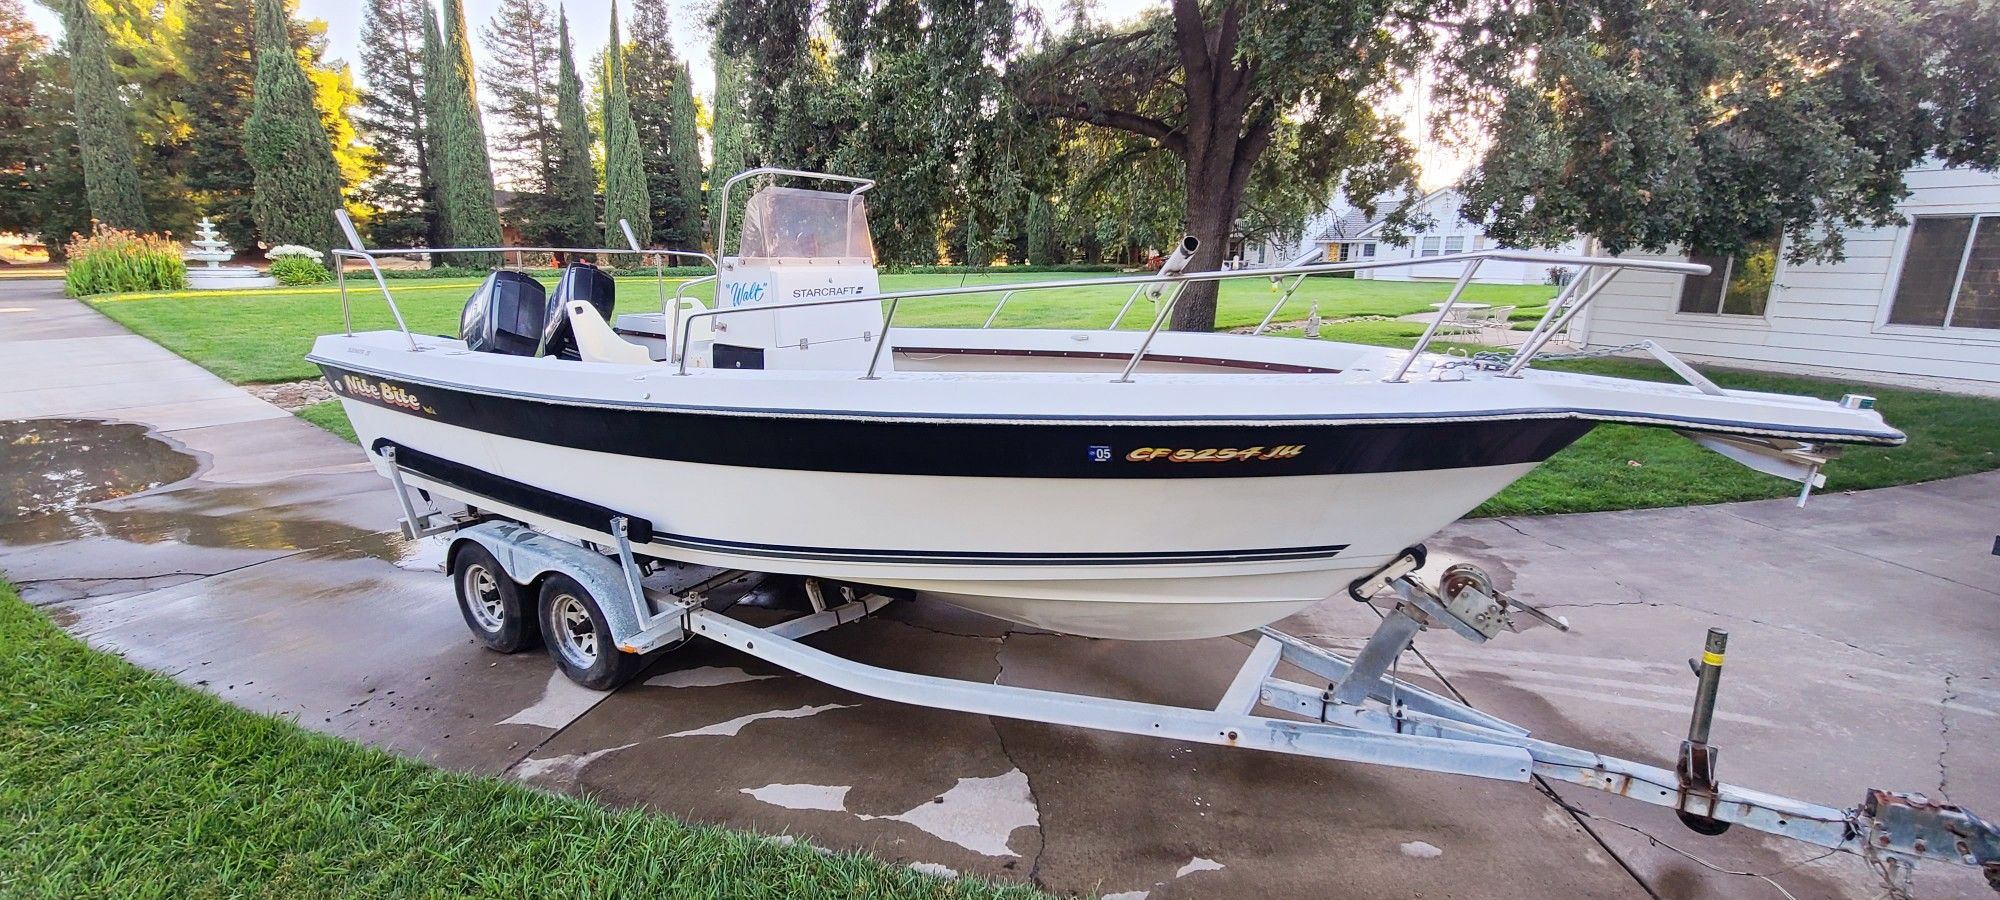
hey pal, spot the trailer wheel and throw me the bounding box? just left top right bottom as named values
left=452, top=543, right=538, bottom=653
left=537, top=573, right=643, bottom=690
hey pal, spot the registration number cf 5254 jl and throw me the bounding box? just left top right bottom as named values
left=1126, top=445, right=1305, bottom=463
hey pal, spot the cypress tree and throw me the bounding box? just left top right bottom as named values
left=665, top=62, right=703, bottom=249
left=179, top=0, right=258, bottom=248
left=427, top=0, right=503, bottom=267
left=23, top=52, right=91, bottom=256
left=58, top=0, right=147, bottom=230
left=547, top=7, right=595, bottom=250
left=479, top=0, right=559, bottom=200
left=356, top=0, right=435, bottom=248
left=627, top=0, right=698, bottom=248
left=0, top=0, right=43, bottom=232
left=709, top=51, right=749, bottom=245
left=419, top=6, right=451, bottom=247
left=244, top=0, right=345, bottom=251
left=601, top=4, right=650, bottom=253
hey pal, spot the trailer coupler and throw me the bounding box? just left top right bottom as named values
left=1862, top=790, right=2000, bottom=891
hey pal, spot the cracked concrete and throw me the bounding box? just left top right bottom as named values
left=5, top=278, right=1999, bottom=897
left=1939, top=671, right=1959, bottom=803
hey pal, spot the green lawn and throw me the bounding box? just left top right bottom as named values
left=0, top=582, right=1042, bottom=899
left=84, top=272, right=1555, bottom=384
left=1472, top=359, right=2000, bottom=516
left=296, top=398, right=357, bottom=442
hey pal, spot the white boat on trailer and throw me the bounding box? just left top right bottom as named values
left=312, top=168, right=1902, bottom=642
left=311, top=168, right=2000, bottom=890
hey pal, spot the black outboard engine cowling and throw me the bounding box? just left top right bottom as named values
left=540, top=262, right=617, bottom=360
left=460, top=270, right=548, bottom=356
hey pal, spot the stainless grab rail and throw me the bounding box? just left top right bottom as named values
left=666, top=249, right=1710, bottom=377
left=982, top=289, right=1021, bottom=328
left=1384, top=259, right=1484, bottom=383
left=1250, top=247, right=1335, bottom=336
left=668, top=275, right=717, bottom=364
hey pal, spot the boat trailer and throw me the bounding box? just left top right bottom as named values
left=390, top=460, right=2000, bottom=892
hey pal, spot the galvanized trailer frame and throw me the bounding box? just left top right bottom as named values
left=392, top=450, right=2000, bottom=892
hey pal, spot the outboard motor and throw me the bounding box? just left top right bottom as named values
left=540, top=262, right=617, bottom=360
left=460, top=270, right=548, bottom=356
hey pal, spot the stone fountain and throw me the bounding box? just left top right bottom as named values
left=183, top=218, right=277, bottom=290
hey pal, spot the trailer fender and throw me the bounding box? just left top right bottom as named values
left=447, top=520, right=658, bottom=649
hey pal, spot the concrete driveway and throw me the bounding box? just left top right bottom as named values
left=4, top=278, right=1996, bottom=898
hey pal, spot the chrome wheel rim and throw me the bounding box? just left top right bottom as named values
left=550, top=593, right=597, bottom=668
left=463, top=564, right=504, bottom=632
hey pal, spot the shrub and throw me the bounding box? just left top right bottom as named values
left=62, top=226, right=188, bottom=297
left=270, top=256, right=332, bottom=285
left=267, top=245, right=331, bottom=285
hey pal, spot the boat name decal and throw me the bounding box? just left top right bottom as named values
left=1126, top=445, right=1305, bottom=463
left=333, top=373, right=436, bottom=416
left=724, top=280, right=768, bottom=306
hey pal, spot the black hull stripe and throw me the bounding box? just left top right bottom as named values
left=324, top=361, right=1594, bottom=478
left=383, top=440, right=1346, bottom=566
left=309, top=353, right=1904, bottom=443
left=653, top=532, right=1349, bottom=565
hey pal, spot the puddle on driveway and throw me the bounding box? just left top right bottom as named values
left=0, top=417, right=410, bottom=563
left=2, top=418, right=197, bottom=524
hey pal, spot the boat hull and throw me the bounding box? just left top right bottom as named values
left=309, top=320, right=1901, bottom=640
left=331, top=394, right=1552, bottom=639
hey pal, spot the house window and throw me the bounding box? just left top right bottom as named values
left=1677, top=235, right=1778, bottom=316
left=1888, top=215, right=2000, bottom=329
left=1443, top=236, right=1466, bottom=254
left=1362, top=243, right=1376, bottom=258
left=1419, top=236, right=1442, bottom=257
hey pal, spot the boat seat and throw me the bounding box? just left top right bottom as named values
left=565, top=301, right=655, bottom=364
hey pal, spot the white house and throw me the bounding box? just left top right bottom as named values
left=1304, top=189, right=1583, bottom=285
left=1574, top=161, right=2000, bottom=387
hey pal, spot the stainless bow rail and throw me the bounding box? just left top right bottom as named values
left=665, top=248, right=1709, bottom=379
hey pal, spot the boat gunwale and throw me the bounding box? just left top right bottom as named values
left=307, top=345, right=1909, bottom=446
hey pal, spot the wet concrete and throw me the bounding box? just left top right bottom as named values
left=1, top=418, right=198, bottom=523
left=5, top=277, right=1998, bottom=898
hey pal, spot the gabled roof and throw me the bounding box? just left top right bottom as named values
left=1312, top=188, right=1444, bottom=243
left=1312, top=205, right=1389, bottom=243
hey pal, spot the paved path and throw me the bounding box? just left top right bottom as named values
left=4, top=278, right=1996, bottom=898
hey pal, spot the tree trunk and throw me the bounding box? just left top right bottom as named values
left=1169, top=150, right=1243, bottom=331
left=1168, top=97, right=1254, bottom=331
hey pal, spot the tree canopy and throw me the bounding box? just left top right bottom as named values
left=425, top=0, right=504, bottom=266
left=1013, top=0, right=2000, bottom=329
left=355, top=0, right=435, bottom=248
left=245, top=0, right=346, bottom=251
left=57, top=0, right=148, bottom=230
left=546, top=7, right=597, bottom=250
left=601, top=4, right=651, bottom=253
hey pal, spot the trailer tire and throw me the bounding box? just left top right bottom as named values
left=537, top=573, right=643, bottom=690
left=452, top=543, right=539, bottom=653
